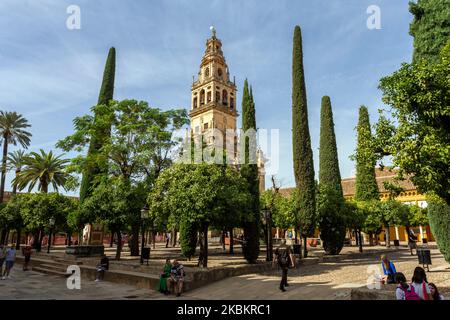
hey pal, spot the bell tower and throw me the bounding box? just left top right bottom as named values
left=190, top=27, right=238, bottom=159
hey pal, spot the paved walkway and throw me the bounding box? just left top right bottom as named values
left=181, top=248, right=450, bottom=300
left=1, top=247, right=448, bottom=300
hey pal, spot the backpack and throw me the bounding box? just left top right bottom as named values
left=402, top=285, right=421, bottom=300
left=277, top=249, right=290, bottom=267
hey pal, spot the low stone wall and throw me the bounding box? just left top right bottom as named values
left=351, top=285, right=397, bottom=300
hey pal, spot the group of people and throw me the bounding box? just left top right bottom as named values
left=380, top=255, right=444, bottom=300
left=158, top=259, right=186, bottom=297
left=0, top=244, right=33, bottom=280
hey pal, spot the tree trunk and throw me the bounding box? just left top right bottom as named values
left=368, top=231, right=374, bottom=246
left=15, top=228, right=21, bottom=250
left=130, top=224, right=140, bottom=256
left=37, top=229, right=44, bottom=252
left=41, top=181, right=48, bottom=193
left=115, top=230, right=122, bottom=260
left=229, top=228, right=234, bottom=254
left=295, top=227, right=299, bottom=244
left=221, top=230, right=226, bottom=251
left=358, top=230, right=363, bottom=253
left=32, top=231, right=39, bottom=250
left=0, top=137, right=8, bottom=203
left=109, top=232, right=114, bottom=247
left=12, top=170, right=20, bottom=194
left=385, top=225, right=390, bottom=248
left=172, top=229, right=177, bottom=247
left=152, top=231, right=156, bottom=249
left=302, top=235, right=308, bottom=258
left=203, top=225, right=208, bottom=268
left=197, top=224, right=208, bottom=268
left=0, top=228, right=6, bottom=245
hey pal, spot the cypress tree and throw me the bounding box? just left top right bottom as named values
left=292, top=26, right=316, bottom=258
left=79, top=47, right=116, bottom=203
left=409, top=0, right=450, bottom=63
left=317, top=96, right=346, bottom=255
left=241, top=79, right=260, bottom=264
left=354, top=106, right=379, bottom=202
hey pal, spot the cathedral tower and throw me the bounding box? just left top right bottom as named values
left=189, top=27, right=237, bottom=159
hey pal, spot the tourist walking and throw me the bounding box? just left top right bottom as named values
left=394, top=272, right=420, bottom=300
left=165, top=233, right=171, bottom=248
left=1, top=245, right=17, bottom=280
left=0, top=244, right=6, bottom=276
left=168, top=259, right=185, bottom=297
left=380, top=254, right=397, bottom=284
left=95, top=254, right=109, bottom=282
left=22, top=245, right=32, bottom=271
left=411, top=266, right=431, bottom=300
left=408, top=229, right=417, bottom=255
left=274, top=239, right=294, bottom=292
left=157, top=258, right=172, bottom=295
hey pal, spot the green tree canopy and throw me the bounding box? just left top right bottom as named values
left=149, top=163, right=252, bottom=267
left=377, top=41, right=450, bottom=204
left=409, top=0, right=450, bottom=63
left=13, top=149, right=71, bottom=193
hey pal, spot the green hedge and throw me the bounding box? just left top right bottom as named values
left=428, top=197, right=450, bottom=263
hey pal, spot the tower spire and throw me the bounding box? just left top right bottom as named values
left=210, top=25, right=216, bottom=38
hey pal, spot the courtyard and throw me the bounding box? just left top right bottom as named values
left=1, top=245, right=448, bottom=300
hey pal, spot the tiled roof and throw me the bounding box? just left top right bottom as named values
left=278, top=168, right=418, bottom=198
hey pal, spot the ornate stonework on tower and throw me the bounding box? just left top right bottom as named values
left=189, top=27, right=265, bottom=192
left=189, top=26, right=238, bottom=160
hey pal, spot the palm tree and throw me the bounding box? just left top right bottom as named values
left=7, top=150, right=27, bottom=194
left=0, top=111, right=32, bottom=202
left=13, top=149, right=70, bottom=193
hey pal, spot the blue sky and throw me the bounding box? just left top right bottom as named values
left=0, top=0, right=414, bottom=193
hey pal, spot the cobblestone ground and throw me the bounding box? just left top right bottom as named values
left=0, top=247, right=448, bottom=300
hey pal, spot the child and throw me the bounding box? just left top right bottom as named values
left=428, top=283, right=445, bottom=300
left=380, top=254, right=397, bottom=284
left=411, top=267, right=431, bottom=300
left=394, top=272, right=420, bottom=300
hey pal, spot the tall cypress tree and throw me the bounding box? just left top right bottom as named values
left=317, top=96, right=346, bottom=255
left=79, top=47, right=116, bottom=203
left=241, top=79, right=260, bottom=264
left=354, top=106, right=379, bottom=202
left=409, top=0, right=450, bottom=63
left=292, top=26, right=316, bottom=258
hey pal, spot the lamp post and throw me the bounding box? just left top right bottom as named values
left=140, top=205, right=149, bottom=265
left=47, top=218, right=55, bottom=254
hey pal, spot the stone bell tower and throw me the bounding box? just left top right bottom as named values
left=189, top=26, right=238, bottom=160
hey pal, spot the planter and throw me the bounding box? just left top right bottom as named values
left=66, top=245, right=104, bottom=257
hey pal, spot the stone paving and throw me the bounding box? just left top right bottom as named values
left=1, top=246, right=448, bottom=300
left=180, top=248, right=450, bottom=300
